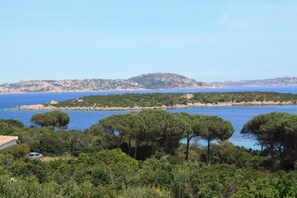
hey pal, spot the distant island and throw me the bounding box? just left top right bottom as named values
left=211, top=76, right=297, bottom=87
left=17, top=92, right=297, bottom=111
left=1, top=73, right=297, bottom=94
left=0, top=73, right=209, bottom=94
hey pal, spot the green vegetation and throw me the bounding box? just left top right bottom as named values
left=52, top=92, right=297, bottom=108
left=195, top=115, right=234, bottom=165
left=30, top=111, right=70, bottom=129
left=92, top=110, right=234, bottom=162
left=0, top=110, right=297, bottom=197
left=0, top=119, right=24, bottom=135
left=242, top=112, right=297, bottom=170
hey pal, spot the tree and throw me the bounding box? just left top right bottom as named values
left=30, top=111, right=70, bottom=129
left=161, top=113, right=188, bottom=154
left=138, top=110, right=169, bottom=156
left=138, top=110, right=186, bottom=156
left=31, top=133, right=68, bottom=156
left=85, top=122, right=115, bottom=150
left=123, top=112, right=145, bottom=159
left=99, top=114, right=128, bottom=148
left=172, top=113, right=193, bottom=160
left=241, top=112, right=297, bottom=170
left=196, top=115, right=234, bottom=166
left=58, top=130, right=101, bottom=156
left=98, top=110, right=189, bottom=159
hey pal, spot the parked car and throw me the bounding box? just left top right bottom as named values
left=27, top=152, right=43, bottom=159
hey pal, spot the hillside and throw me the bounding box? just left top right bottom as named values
left=129, top=73, right=207, bottom=89
left=0, top=73, right=208, bottom=94
left=211, top=76, right=297, bottom=87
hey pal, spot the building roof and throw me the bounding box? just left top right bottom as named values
left=0, top=135, right=18, bottom=146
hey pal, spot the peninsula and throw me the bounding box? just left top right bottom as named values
left=17, top=92, right=297, bottom=111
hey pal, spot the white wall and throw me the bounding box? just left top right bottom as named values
left=0, top=140, right=17, bottom=150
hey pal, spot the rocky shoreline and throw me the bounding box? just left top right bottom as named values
left=15, top=101, right=296, bottom=111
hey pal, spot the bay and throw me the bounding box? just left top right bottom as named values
left=0, top=86, right=297, bottom=149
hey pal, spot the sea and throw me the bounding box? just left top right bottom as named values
left=1, top=86, right=297, bottom=150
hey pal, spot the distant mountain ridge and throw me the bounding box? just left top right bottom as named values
left=210, top=76, right=297, bottom=87
left=0, top=73, right=208, bottom=94
left=1, top=74, right=296, bottom=94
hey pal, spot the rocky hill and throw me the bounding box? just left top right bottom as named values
left=0, top=73, right=208, bottom=93
left=129, top=73, right=207, bottom=89
left=211, top=76, right=297, bottom=87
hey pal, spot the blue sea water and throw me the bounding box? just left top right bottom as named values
left=0, top=86, right=297, bottom=149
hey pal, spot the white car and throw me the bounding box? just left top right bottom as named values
left=27, top=152, right=43, bottom=159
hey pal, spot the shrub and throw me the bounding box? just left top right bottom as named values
left=0, top=144, right=30, bottom=159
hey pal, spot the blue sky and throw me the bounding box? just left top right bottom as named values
left=1, top=0, right=296, bottom=83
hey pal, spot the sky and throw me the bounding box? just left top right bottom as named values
left=1, top=0, right=297, bottom=83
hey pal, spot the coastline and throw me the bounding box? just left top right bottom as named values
left=15, top=101, right=297, bottom=111
left=2, top=85, right=297, bottom=95
left=0, top=86, right=218, bottom=95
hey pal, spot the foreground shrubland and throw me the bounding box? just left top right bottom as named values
left=1, top=150, right=297, bottom=197
left=1, top=109, right=297, bottom=197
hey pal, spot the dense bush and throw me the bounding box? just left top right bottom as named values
left=1, top=148, right=297, bottom=197
left=0, top=144, right=30, bottom=159
left=31, top=111, right=70, bottom=129
left=30, top=134, right=68, bottom=156
left=0, top=119, right=23, bottom=135
left=1, top=110, right=297, bottom=197
left=201, top=141, right=268, bottom=169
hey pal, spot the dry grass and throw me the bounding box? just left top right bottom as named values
left=42, top=155, right=72, bottom=163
